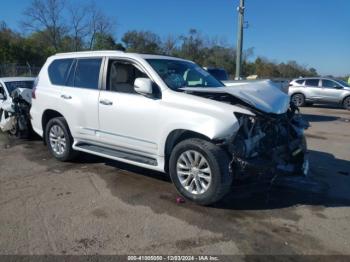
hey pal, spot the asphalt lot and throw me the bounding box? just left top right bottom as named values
left=0, top=105, right=349, bottom=255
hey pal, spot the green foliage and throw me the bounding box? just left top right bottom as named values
left=122, top=30, right=161, bottom=54
left=0, top=16, right=321, bottom=79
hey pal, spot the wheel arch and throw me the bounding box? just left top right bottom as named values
left=41, top=109, right=65, bottom=144
left=164, top=129, right=215, bottom=173
left=342, top=95, right=350, bottom=108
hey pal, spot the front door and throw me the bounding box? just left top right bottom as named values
left=319, top=79, right=343, bottom=103
left=98, top=59, right=161, bottom=156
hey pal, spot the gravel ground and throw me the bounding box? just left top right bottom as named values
left=0, top=105, right=349, bottom=255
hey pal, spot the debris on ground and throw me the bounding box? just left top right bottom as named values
left=176, top=197, right=185, bottom=204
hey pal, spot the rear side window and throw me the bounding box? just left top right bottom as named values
left=295, top=80, right=304, bottom=85
left=48, top=59, right=73, bottom=86
left=70, top=59, right=102, bottom=90
left=305, top=79, right=319, bottom=87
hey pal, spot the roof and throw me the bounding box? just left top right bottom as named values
left=52, top=50, right=188, bottom=62
left=292, top=76, right=343, bottom=81
left=0, top=77, right=36, bottom=82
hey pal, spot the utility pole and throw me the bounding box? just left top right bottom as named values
left=235, top=0, right=245, bottom=80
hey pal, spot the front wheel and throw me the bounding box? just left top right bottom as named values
left=343, top=96, right=350, bottom=110
left=169, top=138, right=233, bottom=206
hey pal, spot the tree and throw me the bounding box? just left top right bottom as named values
left=68, top=4, right=90, bottom=51
left=122, top=30, right=161, bottom=54
left=178, top=29, right=205, bottom=64
left=163, top=35, right=178, bottom=56
left=87, top=3, right=115, bottom=50
left=92, top=33, right=116, bottom=50
left=22, top=0, right=66, bottom=51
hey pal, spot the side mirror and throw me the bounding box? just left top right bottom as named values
left=336, top=86, right=343, bottom=89
left=0, top=93, right=5, bottom=100
left=134, top=78, right=153, bottom=95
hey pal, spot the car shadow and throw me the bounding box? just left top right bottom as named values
left=73, top=148, right=350, bottom=211
left=301, top=113, right=340, bottom=122
left=213, top=149, right=350, bottom=210
left=305, top=103, right=342, bottom=109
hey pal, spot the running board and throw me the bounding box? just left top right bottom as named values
left=75, top=142, right=158, bottom=166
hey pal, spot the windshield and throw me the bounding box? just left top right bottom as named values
left=5, top=81, right=34, bottom=94
left=147, top=59, right=224, bottom=90
left=337, top=79, right=350, bottom=87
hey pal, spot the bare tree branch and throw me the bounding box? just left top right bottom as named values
left=86, top=2, right=115, bottom=50
left=22, top=0, right=66, bottom=50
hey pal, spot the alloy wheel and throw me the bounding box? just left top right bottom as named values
left=344, top=97, right=350, bottom=110
left=49, top=125, right=67, bottom=156
left=292, top=94, right=304, bottom=107
left=176, top=150, right=212, bottom=195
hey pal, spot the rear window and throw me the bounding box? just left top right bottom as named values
left=48, top=59, right=74, bottom=86
left=305, top=79, right=319, bottom=87
left=4, top=81, right=34, bottom=94
left=69, top=58, right=102, bottom=90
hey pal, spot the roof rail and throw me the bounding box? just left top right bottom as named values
left=55, top=50, right=125, bottom=56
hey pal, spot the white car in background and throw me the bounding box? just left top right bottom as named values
left=289, top=77, right=350, bottom=109
left=0, top=77, right=34, bottom=135
left=31, top=51, right=308, bottom=205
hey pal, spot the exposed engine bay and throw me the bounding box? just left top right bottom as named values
left=229, top=104, right=308, bottom=177
left=184, top=88, right=309, bottom=178
left=0, top=88, right=32, bottom=137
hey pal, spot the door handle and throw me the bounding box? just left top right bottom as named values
left=99, top=99, right=113, bottom=106
left=61, top=94, right=72, bottom=100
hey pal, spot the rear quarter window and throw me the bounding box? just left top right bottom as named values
left=73, top=59, right=102, bottom=90
left=48, top=59, right=74, bottom=86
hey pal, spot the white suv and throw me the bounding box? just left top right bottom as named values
left=31, top=51, right=308, bottom=205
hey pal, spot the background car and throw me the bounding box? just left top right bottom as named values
left=0, top=77, right=35, bottom=135
left=204, top=67, right=229, bottom=82
left=0, top=77, right=35, bottom=106
left=289, top=77, right=350, bottom=109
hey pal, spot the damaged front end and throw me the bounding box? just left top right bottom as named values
left=228, top=103, right=309, bottom=178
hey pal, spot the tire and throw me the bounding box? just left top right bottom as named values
left=45, top=117, right=78, bottom=162
left=291, top=93, right=306, bottom=107
left=169, top=138, right=233, bottom=206
left=343, top=96, right=350, bottom=110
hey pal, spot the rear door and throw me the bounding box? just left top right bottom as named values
left=304, top=79, right=321, bottom=101
left=58, top=57, right=103, bottom=141
left=319, top=79, right=344, bottom=102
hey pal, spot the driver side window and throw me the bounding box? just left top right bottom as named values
left=322, top=80, right=340, bottom=89
left=107, top=60, right=148, bottom=94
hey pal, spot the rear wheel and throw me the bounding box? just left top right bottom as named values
left=45, top=117, right=78, bottom=161
left=291, top=93, right=306, bottom=107
left=343, top=96, right=350, bottom=110
left=169, top=138, right=233, bottom=206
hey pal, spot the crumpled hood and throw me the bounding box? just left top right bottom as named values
left=11, top=88, right=32, bottom=104
left=181, top=80, right=291, bottom=114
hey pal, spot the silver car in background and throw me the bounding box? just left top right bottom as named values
left=289, top=77, right=350, bottom=109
